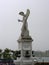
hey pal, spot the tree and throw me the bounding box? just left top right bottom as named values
left=10, top=50, right=17, bottom=60
left=0, top=49, right=2, bottom=59
left=3, top=48, right=12, bottom=59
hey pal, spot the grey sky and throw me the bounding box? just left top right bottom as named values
left=0, top=0, right=49, bottom=51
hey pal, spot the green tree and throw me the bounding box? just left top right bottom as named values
left=10, top=50, right=17, bottom=60
left=0, top=49, right=2, bottom=59
left=3, top=48, right=11, bottom=59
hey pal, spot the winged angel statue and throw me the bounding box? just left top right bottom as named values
left=18, top=9, right=30, bottom=38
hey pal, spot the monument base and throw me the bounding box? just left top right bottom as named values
left=15, top=57, right=34, bottom=65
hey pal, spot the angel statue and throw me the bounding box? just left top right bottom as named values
left=18, top=9, right=30, bottom=38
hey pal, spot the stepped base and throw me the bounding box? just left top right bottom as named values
left=15, top=57, right=34, bottom=65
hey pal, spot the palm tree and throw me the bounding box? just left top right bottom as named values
left=10, top=50, right=17, bottom=60
left=3, top=48, right=11, bottom=59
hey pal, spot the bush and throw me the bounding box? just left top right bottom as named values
left=35, top=62, right=49, bottom=65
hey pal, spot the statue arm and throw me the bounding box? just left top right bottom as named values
left=25, top=9, right=30, bottom=20
left=18, top=19, right=23, bottom=22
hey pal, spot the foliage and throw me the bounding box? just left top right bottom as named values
left=0, top=49, right=2, bottom=59
left=0, top=48, right=21, bottom=60
left=10, top=50, right=17, bottom=60
left=3, top=48, right=11, bottom=59
left=35, top=62, right=49, bottom=65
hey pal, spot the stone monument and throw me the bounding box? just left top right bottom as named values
left=15, top=9, right=34, bottom=65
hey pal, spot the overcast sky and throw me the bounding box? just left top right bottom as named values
left=0, top=0, right=49, bottom=51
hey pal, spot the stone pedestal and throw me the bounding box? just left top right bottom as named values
left=16, top=36, right=34, bottom=65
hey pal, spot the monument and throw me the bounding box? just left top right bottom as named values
left=15, top=9, right=34, bottom=65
